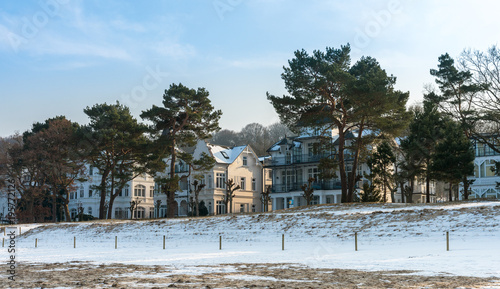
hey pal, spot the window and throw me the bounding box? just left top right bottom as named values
left=88, top=207, right=92, bottom=216
left=216, top=200, right=225, bottom=214
left=88, top=189, right=93, bottom=198
left=74, top=191, right=77, bottom=199
left=150, top=186, right=154, bottom=198
left=89, top=166, right=94, bottom=175
left=70, top=208, right=77, bottom=220
left=207, top=175, right=213, bottom=189
left=221, top=151, right=229, bottom=159
left=115, top=189, right=121, bottom=197
left=308, top=168, right=320, bottom=181
left=243, top=156, right=248, bottom=166
left=252, top=204, right=256, bottom=212
left=252, top=178, right=256, bottom=191
left=134, top=185, right=146, bottom=197
left=124, top=186, right=129, bottom=197
left=134, top=207, right=146, bottom=219
left=240, top=177, right=246, bottom=190
left=70, top=192, right=74, bottom=200
left=216, top=173, right=226, bottom=189
left=80, top=187, right=84, bottom=198
left=118, top=188, right=122, bottom=197
left=240, top=204, right=245, bottom=213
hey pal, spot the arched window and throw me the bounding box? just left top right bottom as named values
left=134, top=185, right=146, bottom=197
left=115, top=207, right=123, bottom=219
left=134, top=207, right=146, bottom=219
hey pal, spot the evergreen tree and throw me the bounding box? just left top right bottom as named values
left=430, top=53, right=481, bottom=138
left=268, top=45, right=410, bottom=203
left=367, top=140, right=396, bottom=202
left=359, top=182, right=382, bottom=202
left=400, top=100, right=444, bottom=203
left=79, top=102, right=151, bottom=219
left=141, top=83, right=221, bottom=218
left=430, top=119, right=475, bottom=200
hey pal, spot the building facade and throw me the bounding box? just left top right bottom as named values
left=69, top=165, right=156, bottom=220
left=264, top=134, right=371, bottom=209
left=462, top=139, right=500, bottom=200
left=187, top=140, right=269, bottom=215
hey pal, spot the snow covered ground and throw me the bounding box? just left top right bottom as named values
left=2, top=201, right=500, bottom=287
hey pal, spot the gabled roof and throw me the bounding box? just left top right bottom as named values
left=207, top=143, right=247, bottom=164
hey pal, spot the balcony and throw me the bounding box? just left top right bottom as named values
left=264, top=153, right=335, bottom=167
left=271, top=179, right=342, bottom=193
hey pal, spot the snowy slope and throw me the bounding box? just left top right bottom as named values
left=2, top=201, right=500, bottom=278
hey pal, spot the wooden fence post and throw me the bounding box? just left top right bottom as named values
left=35, top=238, right=38, bottom=248
left=219, top=235, right=222, bottom=250
left=282, top=234, right=284, bottom=251
left=163, top=235, right=165, bottom=250
left=355, top=232, right=358, bottom=251
left=115, top=236, right=117, bottom=249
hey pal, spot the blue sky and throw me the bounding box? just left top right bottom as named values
left=1, top=0, right=499, bottom=137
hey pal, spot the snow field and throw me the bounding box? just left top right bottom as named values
left=1, top=201, right=499, bottom=278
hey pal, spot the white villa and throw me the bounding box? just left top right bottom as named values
left=461, top=139, right=500, bottom=200
left=186, top=140, right=270, bottom=215
left=69, top=165, right=156, bottom=220
left=264, top=132, right=369, bottom=209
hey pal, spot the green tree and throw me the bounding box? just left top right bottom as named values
left=359, top=182, right=382, bottom=202
left=430, top=119, right=475, bottom=201
left=141, top=83, right=222, bottom=218
left=80, top=102, right=151, bottom=219
left=430, top=53, right=481, bottom=138
left=268, top=45, right=410, bottom=203
left=400, top=100, right=444, bottom=203
left=25, top=117, right=86, bottom=222
left=367, top=140, right=396, bottom=202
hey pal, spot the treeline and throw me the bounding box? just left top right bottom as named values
left=268, top=44, right=500, bottom=203
left=3, top=44, right=500, bottom=223
left=210, top=122, right=292, bottom=156
left=0, top=83, right=222, bottom=223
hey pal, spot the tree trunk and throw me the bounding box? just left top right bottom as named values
left=107, top=193, right=117, bottom=219
left=63, top=196, right=70, bottom=222
left=462, top=176, right=469, bottom=200
left=98, top=169, right=110, bottom=219
left=448, top=182, right=453, bottom=202
left=347, top=121, right=365, bottom=202
left=194, top=192, right=199, bottom=217
left=338, top=131, right=348, bottom=203
left=52, top=193, right=57, bottom=222
left=167, top=141, right=177, bottom=218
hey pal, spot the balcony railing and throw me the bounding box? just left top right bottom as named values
left=476, top=147, right=500, bottom=157
left=264, top=153, right=336, bottom=167
left=271, top=180, right=342, bottom=193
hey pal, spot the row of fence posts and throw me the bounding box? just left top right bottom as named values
left=2, top=231, right=452, bottom=252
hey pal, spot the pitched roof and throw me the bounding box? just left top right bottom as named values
left=207, top=143, right=247, bottom=164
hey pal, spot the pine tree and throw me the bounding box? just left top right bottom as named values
left=268, top=45, right=410, bottom=203
left=141, top=83, right=221, bottom=218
